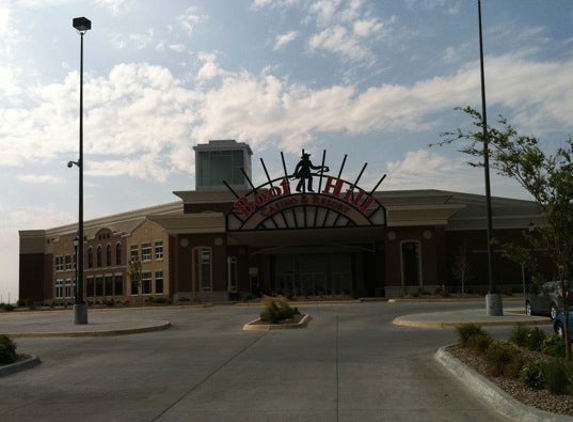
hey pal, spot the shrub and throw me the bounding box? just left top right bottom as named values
left=510, top=324, right=546, bottom=351
left=259, top=296, right=299, bottom=324
left=541, top=335, right=566, bottom=358
left=0, top=334, right=17, bottom=365
left=148, top=297, right=170, bottom=305
left=466, top=332, right=493, bottom=354
left=520, top=360, right=545, bottom=390
left=485, top=340, right=524, bottom=378
left=543, top=359, right=571, bottom=395
left=1, top=303, right=14, bottom=312
left=457, top=324, right=487, bottom=347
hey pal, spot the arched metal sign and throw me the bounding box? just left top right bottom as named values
left=225, top=150, right=386, bottom=232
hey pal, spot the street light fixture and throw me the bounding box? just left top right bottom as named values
left=71, top=16, right=91, bottom=324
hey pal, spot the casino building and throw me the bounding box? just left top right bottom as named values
left=19, top=140, right=546, bottom=304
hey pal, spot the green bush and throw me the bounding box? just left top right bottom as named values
left=543, top=359, right=571, bottom=395
left=259, top=296, right=299, bottom=323
left=457, top=324, right=487, bottom=347
left=541, top=335, right=566, bottom=358
left=466, top=332, right=493, bottom=354
left=260, top=303, right=280, bottom=324
left=0, top=334, right=17, bottom=364
left=520, top=360, right=545, bottom=390
left=510, top=324, right=546, bottom=351
left=485, top=340, right=523, bottom=378
left=1, top=303, right=14, bottom=312
left=148, top=297, right=170, bottom=305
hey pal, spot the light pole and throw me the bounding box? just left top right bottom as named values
left=71, top=16, right=91, bottom=324
left=73, top=236, right=79, bottom=301
left=476, top=1, right=502, bottom=316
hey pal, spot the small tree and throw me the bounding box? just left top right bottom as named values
left=436, top=106, right=573, bottom=359
left=451, top=240, right=476, bottom=295
left=128, top=257, right=143, bottom=306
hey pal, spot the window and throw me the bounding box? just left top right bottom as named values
left=227, top=257, right=238, bottom=293
left=130, top=245, right=139, bottom=262
left=87, top=278, right=95, bottom=297
left=95, top=276, right=104, bottom=296
left=155, top=271, right=164, bottom=294
left=114, top=274, right=123, bottom=296
left=197, top=150, right=245, bottom=188
left=106, top=244, right=112, bottom=266
left=64, top=279, right=72, bottom=298
left=65, top=255, right=72, bottom=271
left=141, top=272, right=152, bottom=295
left=154, top=241, right=164, bottom=260
left=141, top=243, right=152, bottom=262
left=55, top=279, right=64, bottom=298
left=193, top=247, right=212, bottom=292
left=97, top=246, right=102, bottom=267
left=116, top=243, right=122, bottom=265
left=105, top=276, right=113, bottom=296
left=88, top=247, right=93, bottom=268
left=131, top=279, right=139, bottom=295
left=55, top=256, right=64, bottom=271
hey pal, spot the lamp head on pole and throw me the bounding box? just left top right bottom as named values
left=73, top=17, right=91, bottom=33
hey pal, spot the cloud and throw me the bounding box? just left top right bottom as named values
left=196, top=53, right=226, bottom=81
left=87, top=154, right=171, bottom=182
left=1, top=51, right=572, bottom=182
left=251, top=0, right=301, bottom=10
left=16, top=174, right=65, bottom=184
left=274, top=31, right=299, bottom=50
left=177, top=6, right=208, bottom=36
left=254, top=0, right=391, bottom=65
left=95, top=0, right=135, bottom=15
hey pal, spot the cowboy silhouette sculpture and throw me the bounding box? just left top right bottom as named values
left=292, top=151, right=329, bottom=192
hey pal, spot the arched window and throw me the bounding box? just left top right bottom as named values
left=88, top=247, right=93, bottom=268
left=97, top=246, right=102, bottom=267
left=116, top=243, right=122, bottom=265
left=106, top=244, right=112, bottom=266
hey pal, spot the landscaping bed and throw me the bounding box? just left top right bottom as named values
left=453, top=324, right=573, bottom=417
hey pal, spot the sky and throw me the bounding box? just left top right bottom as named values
left=1, top=0, right=572, bottom=302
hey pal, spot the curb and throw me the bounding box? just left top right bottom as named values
left=393, top=315, right=550, bottom=328
left=243, top=314, right=312, bottom=331
left=435, top=346, right=573, bottom=422
left=0, top=355, right=41, bottom=378
left=7, top=320, right=172, bottom=338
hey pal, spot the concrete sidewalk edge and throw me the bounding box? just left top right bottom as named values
left=7, top=320, right=171, bottom=338
left=435, top=346, right=573, bottom=422
left=0, top=355, right=41, bottom=378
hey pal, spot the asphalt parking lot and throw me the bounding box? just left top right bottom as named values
left=0, top=300, right=557, bottom=422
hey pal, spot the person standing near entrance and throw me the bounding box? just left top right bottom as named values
left=293, top=152, right=328, bottom=192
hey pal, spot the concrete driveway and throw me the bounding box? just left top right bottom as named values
left=0, top=301, right=519, bottom=422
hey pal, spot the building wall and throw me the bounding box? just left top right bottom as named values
left=19, top=254, right=48, bottom=302
left=19, top=231, right=50, bottom=303
left=173, top=233, right=228, bottom=299
left=384, top=226, right=442, bottom=296
left=126, top=220, right=170, bottom=300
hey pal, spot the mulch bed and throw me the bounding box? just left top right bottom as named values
left=448, top=344, right=573, bottom=417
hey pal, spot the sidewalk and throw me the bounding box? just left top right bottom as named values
left=0, top=308, right=171, bottom=338
left=393, top=307, right=552, bottom=328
